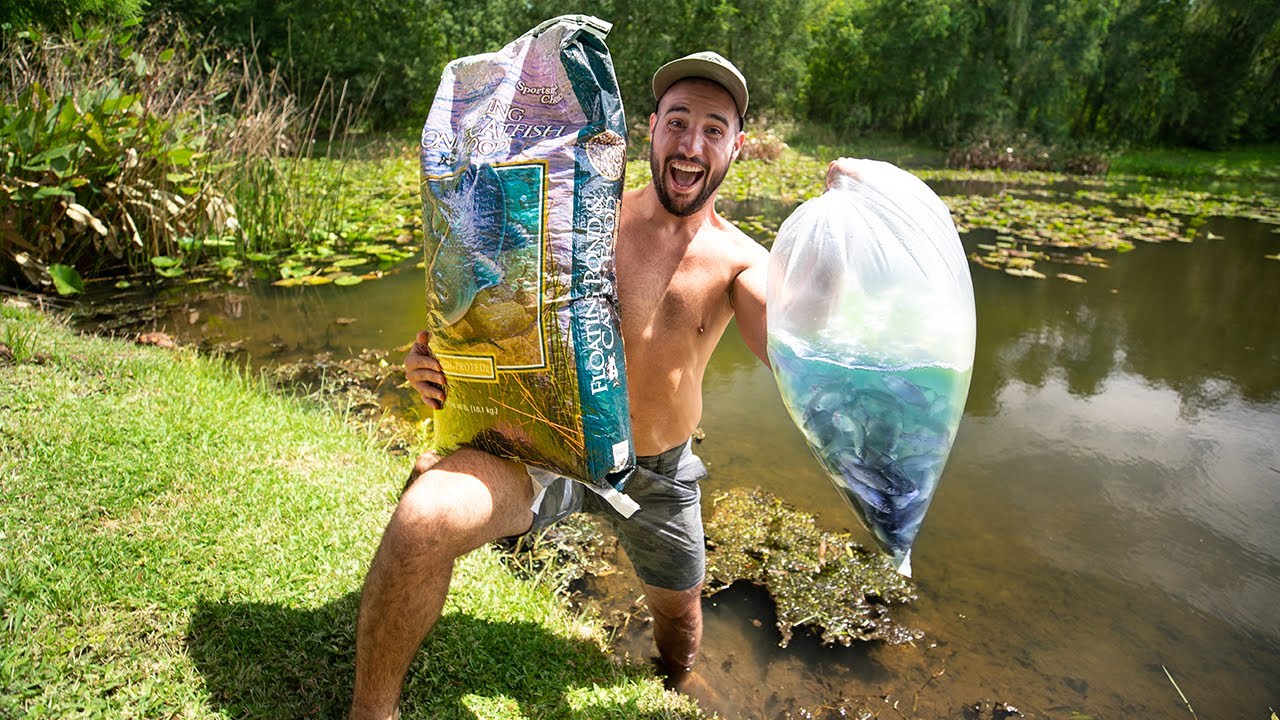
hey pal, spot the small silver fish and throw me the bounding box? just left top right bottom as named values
left=881, top=374, right=930, bottom=408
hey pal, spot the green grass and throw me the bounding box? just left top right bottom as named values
left=1110, top=144, right=1280, bottom=184
left=0, top=304, right=699, bottom=719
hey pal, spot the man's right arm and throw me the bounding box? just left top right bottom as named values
left=405, top=330, right=448, bottom=409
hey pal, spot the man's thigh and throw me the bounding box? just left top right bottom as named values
left=601, top=448, right=707, bottom=592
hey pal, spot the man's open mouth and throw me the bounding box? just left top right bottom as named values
left=668, top=160, right=706, bottom=191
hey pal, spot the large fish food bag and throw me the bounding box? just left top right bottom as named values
left=766, top=159, right=976, bottom=576
left=419, top=15, right=636, bottom=504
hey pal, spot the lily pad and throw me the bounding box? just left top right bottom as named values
left=1005, top=266, right=1047, bottom=279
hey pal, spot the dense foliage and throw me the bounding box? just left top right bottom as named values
left=0, top=0, right=142, bottom=29
left=3, top=3, right=1279, bottom=292
left=4, top=0, right=1278, bottom=148
left=124, top=0, right=1277, bottom=149
left=1, top=21, right=233, bottom=291
left=0, top=19, right=379, bottom=292
left=805, top=0, right=1280, bottom=148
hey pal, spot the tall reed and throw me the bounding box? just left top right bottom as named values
left=211, top=44, right=377, bottom=258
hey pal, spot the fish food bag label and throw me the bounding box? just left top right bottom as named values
left=766, top=159, right=976, bottom=576
left=420, top=15, right=635, bottom=496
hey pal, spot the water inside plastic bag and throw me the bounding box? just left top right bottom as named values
left=766, top=159, right=975, bottom=575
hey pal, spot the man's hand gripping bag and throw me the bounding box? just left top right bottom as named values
left=766, top=159, right=976, bottom=576
left=419, top=16, right=635, bottom=506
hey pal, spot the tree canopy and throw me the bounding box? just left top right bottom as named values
left=6, top=0, right=1278, bottom=148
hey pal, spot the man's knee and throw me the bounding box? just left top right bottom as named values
left=645, top=582, right=704, bottom=627
left=388, top=448, right=534, bottom=552
left=404, top=450, right=444, bottom=494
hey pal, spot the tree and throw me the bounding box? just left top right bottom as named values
left=2, top=0, right=144, bottom=30
left=1165, top=0, right=1280, bottom=147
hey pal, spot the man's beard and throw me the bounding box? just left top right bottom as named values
left=650, top=152, right=729, bottom=217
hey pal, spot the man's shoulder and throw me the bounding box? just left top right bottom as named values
left=710, top=212, right=768, bottom=261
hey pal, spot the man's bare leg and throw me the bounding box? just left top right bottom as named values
left=645, top=581, right=725, bottom=709
left=350, top=449, right=535, bottom=720
left=644, top=582, right=703, bottom=685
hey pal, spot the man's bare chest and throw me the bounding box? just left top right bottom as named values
left=617, top=245, right=733, bottom=338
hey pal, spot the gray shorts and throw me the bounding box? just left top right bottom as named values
left=524, top=440, right=707, bottom=592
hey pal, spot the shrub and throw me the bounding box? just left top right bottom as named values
left=1, top=0, right=144, bottom=30
left=946, top=128, right=1111, bottom=176
left=739, top=128, right=789, bottom=163
left=0, top=19, right=235, bottom=290
left=1, top=18, right=370, bottom=294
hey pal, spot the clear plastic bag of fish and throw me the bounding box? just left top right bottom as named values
left=419, top=15, right=635, bottom=501
left=766, top=159, right=975, bottom=576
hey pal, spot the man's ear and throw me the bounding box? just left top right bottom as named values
left=731, top=129, right=746, bottom=161
left=649, top=112, right=657, bottom=135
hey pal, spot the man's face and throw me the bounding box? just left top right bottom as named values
left=648, top=78, right=745, bottom=217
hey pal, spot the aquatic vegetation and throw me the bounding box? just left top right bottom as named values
left=949, top=193, right=1150, bottom=277
left=703, top=488, right=920, bottom=648
left=948, top=182, right=1280, bottom=277
left=1074, top=185, right=1280, bottom=227
left=727, top=214, right=783, bottom=245
left=182, top=151, right=422, bottom=289
left=1, top=20, right=234, bottom=292
left=88, top=142, right=1280, bottom=293
left=630, top=154, right=1280, bottom=282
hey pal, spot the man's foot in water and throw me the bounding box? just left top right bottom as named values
left=652, top=656, right=723, bottom=708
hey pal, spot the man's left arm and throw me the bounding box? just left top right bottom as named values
left=730, top=250, right=770, bottom=368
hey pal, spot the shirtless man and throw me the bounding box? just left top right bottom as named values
left=350, top=52, right=769, bottom=719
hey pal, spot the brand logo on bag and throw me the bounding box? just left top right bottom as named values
left=580, top=189, right=621, bottom=395
left=516, top=80, right=563, bottom=105
left=422, top=100, right=569, bottom=158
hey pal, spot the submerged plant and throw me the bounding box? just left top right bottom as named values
left=703, top=487, right=919, bottom=647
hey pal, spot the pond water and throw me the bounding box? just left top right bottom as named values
left=76, top=194, right=1280, bottom=718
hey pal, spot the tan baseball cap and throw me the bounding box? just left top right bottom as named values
left=651, top=51, right=749, bottom=119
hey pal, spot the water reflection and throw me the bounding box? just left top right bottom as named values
left=696, top=215, right=1280, bottom=716
left=972, top=217, right=1280, bottom=410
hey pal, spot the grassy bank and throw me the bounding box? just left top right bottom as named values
left=0, top=304, right=697, bottom=719
left=1109, top=144, right=1280, bottom=184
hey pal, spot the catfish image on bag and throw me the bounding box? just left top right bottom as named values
left=767, top=159, right=976, bottom=577
left=419, top=15, right=636, bottom=495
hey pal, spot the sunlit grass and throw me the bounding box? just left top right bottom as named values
left=1110, top=144, right=1280, bottom=184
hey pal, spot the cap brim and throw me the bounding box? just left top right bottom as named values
left=652, top=58, right=748, bottom=119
